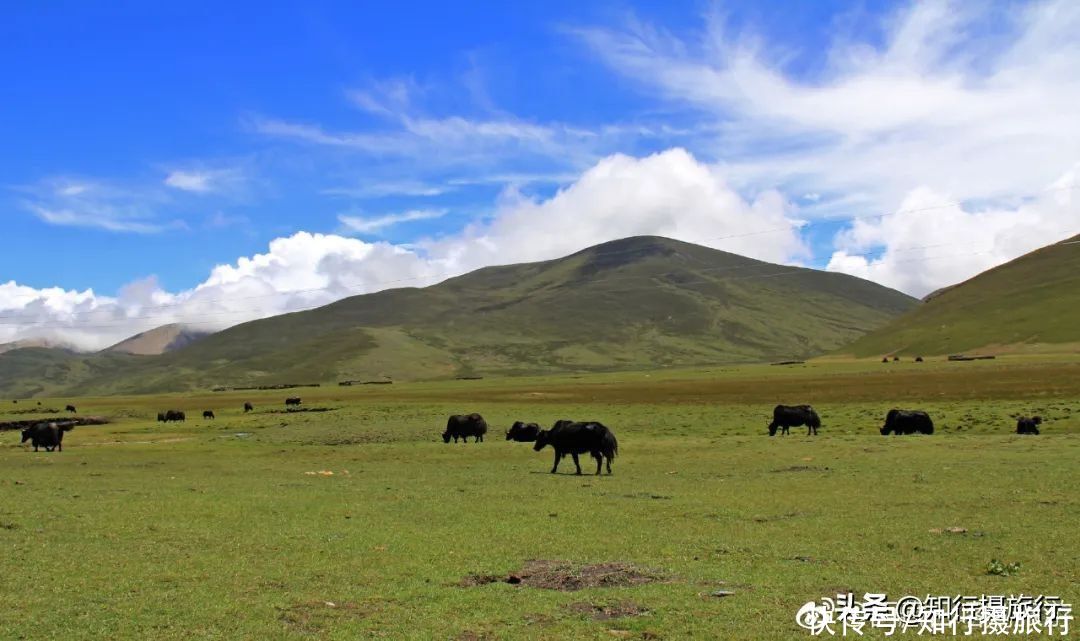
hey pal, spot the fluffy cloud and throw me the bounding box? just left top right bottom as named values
left=826, top=170, right=1080, bottom=296
left=576, top=0, right=1080, bottom=293
left=1, top=149, right=803, bottom=350
left=422, top=148, right=804, bottom=271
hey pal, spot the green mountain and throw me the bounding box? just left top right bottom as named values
left=1, top=236, right=916, bottom=396
left=842, top=234, right=1080, bottom=357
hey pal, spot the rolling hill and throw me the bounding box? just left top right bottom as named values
left=105, top=323, right=212, bottom=355
left=842, top=234, right=1080, bottom=357
left=0, top=337, right=78, bottom=355
left=0, top=236, right=917, bottom=396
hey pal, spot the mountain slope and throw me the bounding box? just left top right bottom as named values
left=105, top=323, right=212, bottom=355
left=0, top=236, right=917, bottom=395
left=0, top=337, right=78, bottom=355
left=842, top=234, right=1080, bottom=357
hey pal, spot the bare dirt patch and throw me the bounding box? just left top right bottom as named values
left=9, top=408, right=61, bottom=415
left=770, top=465, right=830, bottom=473
left=0, top=416, right=109, bottom=431
left=456, top=631, right=495, bottom=641
left=752, top=511, right=805, bottom=523
left=568, top=601, right=651, bottom=620
left=266, top=407, right=339, bottom=414
left=461, top=559, right=666, bottom=591
left=277, top=600, right=369, bottom=634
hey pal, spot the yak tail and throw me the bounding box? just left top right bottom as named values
left=602, top=430, right=618, bottom=459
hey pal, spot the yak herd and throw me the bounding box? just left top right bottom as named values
left=437, top=404, right=1043, bottom=475
left=765, top=405, right=1042, bottom=436
left=445, top=414, right=619, bottom=475
left=13, top=396, right=1049, bottom=466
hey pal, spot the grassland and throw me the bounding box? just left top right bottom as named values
left=1, top=356, right=1078, bottom=640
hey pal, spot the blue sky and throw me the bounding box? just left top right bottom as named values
left=2, top=1, right=1079, bottom=348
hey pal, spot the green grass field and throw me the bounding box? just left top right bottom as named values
left=2, top=357, right=1078, bottom=640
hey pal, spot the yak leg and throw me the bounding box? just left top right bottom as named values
left=550, top=451, right=561, bottom=474
left=571, top=453, right=582, bottom=475
left=607, top=455, right=612, bottom=475
left=593, top=452, right=602, bottom=475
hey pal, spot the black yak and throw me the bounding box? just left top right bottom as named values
left=533, top=420, right=618, bottom=475
left=65, top=404, right=77, bottom=413
left=1016, top=416, right=1042, bottom=435
left=243, top=402, right=254, bottom=413
left=203, top=410, right=215, bottom=420
left=505, top=421, right=541, bottom=442
left=443, top=414, right=487, bottom=443
left=21, top=422, right=73, bottom=452
left=157, top=412, right=166, bottom=422
left=880, top=409, right=934, bottom=435
left=285, top=397, right=302, bottom=407
left=768, top=404, right=821, bottom=436
left=163, top=410, right=185, bottom=422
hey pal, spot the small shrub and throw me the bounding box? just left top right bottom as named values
left=986, top=559, right=1021, bottom=576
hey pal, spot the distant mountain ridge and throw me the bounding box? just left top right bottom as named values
left=105, top=323, right=212, bottom=355
left=0, top=337, right=78, bottom=355
left=0, top=236, right=917, bottom=396
left=841, top=233, right=1080, bottom=357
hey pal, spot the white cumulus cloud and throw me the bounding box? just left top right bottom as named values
left=575, top=0, right=1080, bottom=294
left=1, top=149, right=804, bottom=350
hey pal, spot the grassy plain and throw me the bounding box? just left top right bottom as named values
left=1, top=356, right=1078, bottom=640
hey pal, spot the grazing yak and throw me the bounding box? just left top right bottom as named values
left=21, top=422, right=73, bottom=452
left=533, top=420, right=618, bottom=475
left=443, top=413, right=487, bottom=443
left=157, top=412, right=166, bottom=422
left=162, top=410, right=185, bottom=422
left=243, top=402, right=254, bottom=413
left=203, top=410, right=215, bottom=420
left=285, top=397, right=302, bottom=407
left=65, top=404, right=77, bottom=413
left=768, top=404, right=821, bottom=436
left=915, top=356, right=924, bottom=362
left=1016, top=416, right=1042, bottom=435
left=506, top=421, right=541, bottom=442
left=880, top=409, right=934, bottom=435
